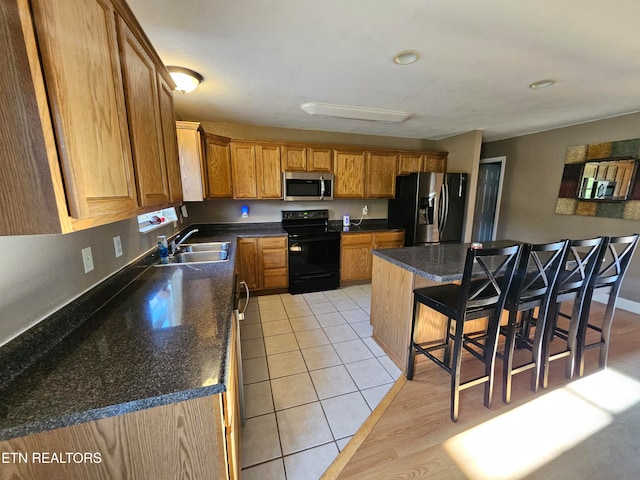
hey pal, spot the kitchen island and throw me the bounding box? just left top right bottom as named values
left=370, top=241, right=519, bottom=373
left=0, top=224, right=285, bottom=479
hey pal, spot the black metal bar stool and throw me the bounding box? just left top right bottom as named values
left=499, top=240, right=569, bottom=404
left=541, top=237, right=605, bottom=388
left=406, top=244, right=521, bottom=422
left=576, top=233, right=639, bottom=377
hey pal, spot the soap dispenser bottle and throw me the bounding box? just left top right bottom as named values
left=157, top=235, right=169, bottom=263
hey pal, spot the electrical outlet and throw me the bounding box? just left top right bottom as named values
left=362, top=205, right=369, bottom=216
left=81, top=247, right=94, bottom=273
left=113, top=236, right=123, bottom=258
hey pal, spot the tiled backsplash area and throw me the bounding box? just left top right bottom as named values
left=239, top=285, right=401, bottom=480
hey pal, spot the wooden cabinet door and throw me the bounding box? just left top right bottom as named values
left=366, top=151, right=397, bottom=198
left=373, top=231, right=405, bottom=249
left=177, top=122, right=207, bottom=201
left=334, top=150, right=366, bottom=198
left=340, top=233, right=373, bottom=282
left=259, top=236, right=288, bottom=289
left=118, top=17, right=169, bottom=207
left=31, top=0, right=138, bottom=219
left=157, top=74, right=182, bottom=204
left=231, top=142, right=258, bottom=199
left=281, top=145, right=307, bottom=171
left=256, top=144, right=282, bottom=198
left=307, top=147, right=333, bottom=172
left=423, top=152, right=447, bottom=173
left=398, top=153, right=424, bottom=175
left=205, top=134, right=233, bottom=198
left=237, top=238, right=259, bottom=290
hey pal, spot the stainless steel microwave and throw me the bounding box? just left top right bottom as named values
left=283, top=172, right=334, bottom=201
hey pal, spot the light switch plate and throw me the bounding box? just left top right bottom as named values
left=113, top=236, right=123, bottom=258
left=81, top=247, right=94, bottom=273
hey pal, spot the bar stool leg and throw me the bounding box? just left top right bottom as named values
left=484, top=313, right=501, bottom=409
left=502, top=309, right=518, bottom=404
left=450, top=317, right=465, bottom=422
left=406, top=298, right=419, bottom=380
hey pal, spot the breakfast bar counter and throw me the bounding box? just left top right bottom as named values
left=370, top=241, right=518, bottom=372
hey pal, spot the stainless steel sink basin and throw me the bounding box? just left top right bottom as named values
left=180, top=242, right=230, bottom=252
left=154, top=242, right=231, bottom=266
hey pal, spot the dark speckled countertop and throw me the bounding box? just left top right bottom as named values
left=329, top=219, right=402, bottom=234
left=0, top=223, right=287, bottom=441
left=371, top=240, right=521, bottom=282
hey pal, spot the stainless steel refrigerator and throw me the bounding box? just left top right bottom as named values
left=388, top=172, right=468, bottom=245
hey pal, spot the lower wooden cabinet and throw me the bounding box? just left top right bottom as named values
left=340, top=230, right=405, bottom=283
left=0, top=392, right=238, bottom=479
left=237, top=236, right=288, bottom=292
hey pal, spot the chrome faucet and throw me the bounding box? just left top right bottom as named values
left=170, top=229, right=200, bottom=255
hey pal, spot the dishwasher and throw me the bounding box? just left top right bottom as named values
left=234, top=274, right=249, bottom=425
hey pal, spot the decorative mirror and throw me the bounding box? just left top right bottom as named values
left=555, top=138, right=640, bottom=219
left=576, top=158, right=636, bottom=201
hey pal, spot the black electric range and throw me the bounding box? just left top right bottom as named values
left=282, top=210, right=341, bottom=294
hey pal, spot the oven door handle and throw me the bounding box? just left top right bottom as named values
left=295, top=272, right=337, bottom=280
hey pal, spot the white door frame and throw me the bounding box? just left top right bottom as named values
left=478, top=156, right=506, bottom=241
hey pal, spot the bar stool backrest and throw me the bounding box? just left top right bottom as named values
left=506, top=240, right=570, bottom=310
left=591, top=234, right=639, bottom=293
left=459, top=244, right=522, bottom=314
left=556, top=237, right=605, bottom=298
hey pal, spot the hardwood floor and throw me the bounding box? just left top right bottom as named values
left=328, top=303, right=640, bottom=480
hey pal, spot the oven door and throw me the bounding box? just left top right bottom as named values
left=288, top=234, right=340, bottom=293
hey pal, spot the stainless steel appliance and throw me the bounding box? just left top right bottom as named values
left=283, top=172, right=334, bottom=201
left=388, top=172, right=468, bottom=245
left=282, top=209, right=340, bottom=294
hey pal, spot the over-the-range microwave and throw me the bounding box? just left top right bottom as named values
left=283, top=172, right=334, bottom=201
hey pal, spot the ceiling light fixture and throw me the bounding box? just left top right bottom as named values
left=393, top=50, right=419, bottom=65
left=167, top=66, right=203, bottom=93
left=301, top=102, right=411, bottom=123
left=529, top=79, right=555, bottom=89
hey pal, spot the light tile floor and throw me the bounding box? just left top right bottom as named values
left=240, top=284, right=402, bottom=480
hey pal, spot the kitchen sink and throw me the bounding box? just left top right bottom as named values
left=154, top=242, right=231, bottom=266
left=180, top=242, right=230, bottom=252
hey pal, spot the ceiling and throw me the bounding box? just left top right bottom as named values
left=126, top=0, right=640, bottom=142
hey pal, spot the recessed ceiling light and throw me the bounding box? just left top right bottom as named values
left=393, top=51, right=419, bottom=65
left=301, top=102, right=411, bottom=123
left=167, top=66, right=203, bottom=93
left=529, top=79, right=555, bottom=89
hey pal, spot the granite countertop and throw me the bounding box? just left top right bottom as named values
left=371, top=240, right=520, bottom=282
left=329, top=219, right=403, bottom=234
left=0, top=223, right=287, bottom=442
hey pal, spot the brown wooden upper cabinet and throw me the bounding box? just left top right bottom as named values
left=282, top=144, right=333, bottom=172
left=157, top=74, right=182, bottom=204
left=230, top=142, right=282, bottom=199
left=118, top=17, right=169, bottom=208
left=366, top=151, right=398, bottom=198
left=205, top=134, right=233, bottom=198
left=334, top=150, right=367, bottom=198
left=176, top=122, right=207, bottom=201
left=398, top=151, right=447, bottom=175
left=30, top=0, right=140, bottom=222
left=0, top=0, right=180, bottom=235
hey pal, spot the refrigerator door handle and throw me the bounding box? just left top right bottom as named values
left=439, top=183, right=449, bottom=235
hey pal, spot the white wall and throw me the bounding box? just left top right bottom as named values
left=185, top=199, right=388, bottom=224
left=0, top=217, right=184, bottom=347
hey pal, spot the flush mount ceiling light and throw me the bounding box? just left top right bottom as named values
left=300, top=102, right=411, bottom=123
left=393, top=50, right=419, bottom=65
left=167, top=66, right=203, bottom=93
left=529, top=79, right=555, bottom=89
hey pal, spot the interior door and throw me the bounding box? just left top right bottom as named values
left=472, top=158, right=505, bottom=242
